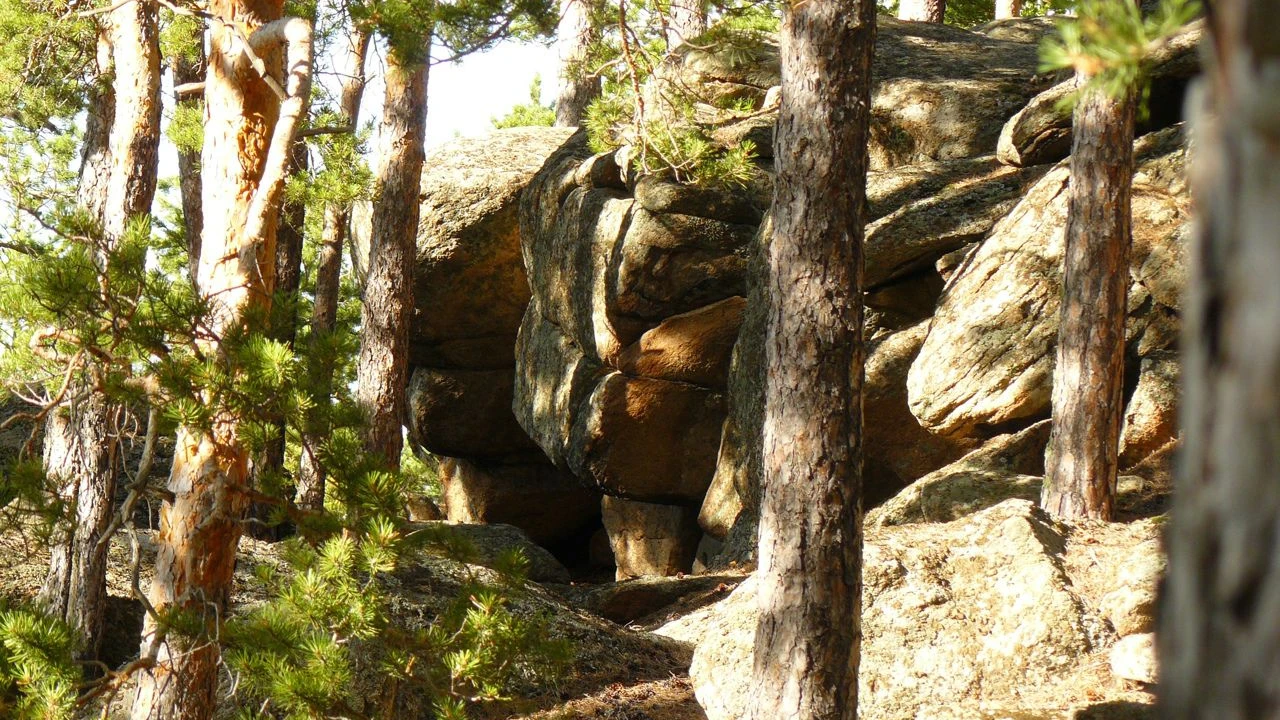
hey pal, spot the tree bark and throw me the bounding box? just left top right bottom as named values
left=1159, top=2, right=1280, bottom=716
left=297, top=24, right=369, bottom=510
left=554, top=0, right=599, bottom=126
left=667, top=0, right=706, bottom=48
left=38, top=395, right=117, bottom=666
left=897, top=0, right=945, bottom=23
left=129, top=6, right=311, bottom=718
left=41, top=0, right=161, bottom=666
left=1041, top=80, right=1134, bottom=522
left=249, top=139, right=307, bottom=538
left=995, top=0, right=1022, bottom=19
left=171, top=37, right=205, bottom=285
left=747, top=0, right=874, bottom=716
left=356, top=37, right=427, bottom=471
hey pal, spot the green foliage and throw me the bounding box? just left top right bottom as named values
left=1040, top=0, right=1201, bottom=105
left=0, top=0, right=95, bottom=127
left=582, top=10, right=769, bottom=188
left=0, top=604, right=78, bottom=720
left=492, top=75, right=556, bottom=128
left=166, top=101, right=205, bottom=156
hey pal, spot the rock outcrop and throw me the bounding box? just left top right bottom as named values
left=387, top=127, right=602, bottom=551
left=907, top=127, right=1189, bottom=440
left=663, top=500, right=1161, bottom=720
left=400, top=20, right=1195, bottom=583
left=996, top=22, right=1201, bottom=168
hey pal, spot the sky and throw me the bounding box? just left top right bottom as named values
left=418, top=40, right=562, bottom=148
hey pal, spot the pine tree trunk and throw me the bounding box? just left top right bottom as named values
left=356, top=39, right=428, bottom=470
left=897, top=0, right=945, bottom=23
left=1041, top=81, right=1133, bottom=522
left=667, top=0, right=706, bottom=48
left=130, top=0, right=311, bottom=715
left=297, top=25, right=368, bottom=510
left=41, top=0, right=160, bottom=666
left=1159, top=3, right=1280, bottom=716
left=747, top=0, right=874, bottom=716
left=995, top=0, right=1023, bottom=19
left=38, top=395, right=117, bottom=665
left=250, top=140, right=307, bottom=538
left=555, top=0, right=599, bottom=126
left=172, top=39, right=205, bottom=285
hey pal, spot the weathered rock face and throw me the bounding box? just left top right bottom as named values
left=996, top=22, right=1201, bottom=169
left=907, top=127, right=1189, bottom=440
left=437, top=458, right=600, bottom=548
left=394, top=127, right=602, bottom=550
left=602, top=496, right=702, bottom=580
left=664, top=500, right=1163, bottom=720
left=868, top=421, right=1051, bottom=528
left=514, top=133, right=745, bottom=509
left=657, top=18, right=1051, bottom=171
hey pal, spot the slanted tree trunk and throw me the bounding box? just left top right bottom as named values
left=995, top=0, right=1023, bottom=19
left=1041, top=79, right=1134, bottom=522
left=1159, top=2, right=1280, bottom=715
left=129, top=8, right=311, bottom=719
left=297, top=24, right=369, bottom=510
left=667, top=0, right=706, bottom=48
left=41, top=0, right=160, bottom=666
left=747, top=0, right=874, bottom=715
left=554, top=0, right=598, bottom=126
left=356, top=36, right=428, bottom=470
left=898, top=0, right=945, bottom=23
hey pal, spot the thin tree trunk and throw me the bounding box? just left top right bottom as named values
left=172, top=39, right=206, bottom=286
left=130, top=6, right=311, bottom=718
left=898, top=0, right=945, bottom=23
left=1159, top=2, right=1280, bottom=716
left=41, top=0, right=160, bottom=666
left=667, top=0, right=706, bottom=48
left=747, top=0, right=874, bottom=716
left=356, top=37, right=428, bottom=470
left=555, top=0, right=598, bottom=126
left=297, top=25, right=369, bottom=510
left=1041, top=81, right=1134, bottom=522
left=250, top=139, right=307, bottom=538
left=38, top=396, right=117, bottom=665
left=995, top=0, right=1023, bottom=19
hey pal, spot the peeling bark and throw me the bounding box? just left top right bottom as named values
left=41, top=0, right=160, bottom=666
left=129, top=7, right=312, bottom=719
left=747, top=0, right=875, bottom=716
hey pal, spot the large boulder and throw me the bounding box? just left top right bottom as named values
left=602, top=496, right=703, bottom=579
left=655, top=18, right=1053, bottom=171
left=864, top=156, right=1053, bottom=287
left=867, top=420, right=1051, bottom=528
left=666, top=500, right=1157, bottom=720
left=907, top=127, right=1189, bottom=439
left=437, top=458, right=599, bottom=548
left=389, top=127, right=605, bottom=550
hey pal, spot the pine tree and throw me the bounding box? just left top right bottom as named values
left=748, top=0, right=874, bottom=715
left=1039, top=0, right=1199, bottom=521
